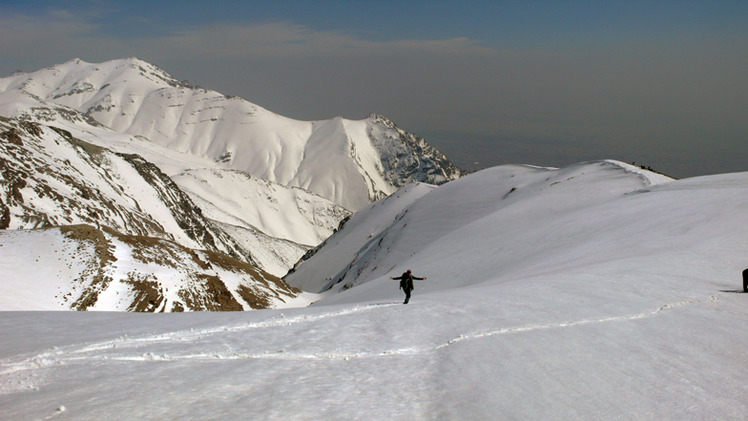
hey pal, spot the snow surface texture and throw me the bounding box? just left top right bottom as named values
left=2, top=160, right=748, bottom=419
left=0, top=58, right=463, bottom=212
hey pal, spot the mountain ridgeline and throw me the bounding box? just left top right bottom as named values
left=0, top=57, right=464, bottom=211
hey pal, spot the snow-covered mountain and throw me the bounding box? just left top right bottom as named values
left=0, top=58, right=463, bottom=211
left=0, top=116, right=318, bottom=310
left=0, top=57, right=463, bottom=311
left=7, top=57, right=748, bottom=418
left=2, top=159, right=748, bottom=419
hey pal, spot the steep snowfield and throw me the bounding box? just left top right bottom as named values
left=170, top=167, right=350, bottom=275
left=171, top=168, right=349, bottom=247
left=2, top=160, right=748, bottom=419
left=0, top=58, right=463, bottom=211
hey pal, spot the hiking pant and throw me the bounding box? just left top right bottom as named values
left=403, top=288, right=412, bottom=304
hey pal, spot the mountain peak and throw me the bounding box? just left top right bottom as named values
left=367, top=113, right=396, bottom=128
left=64, top=57, right=86, bottom=66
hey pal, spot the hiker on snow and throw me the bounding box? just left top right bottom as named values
left=390, top=269, right=427, bottom=304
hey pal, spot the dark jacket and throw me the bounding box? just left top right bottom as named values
left=393, top=272, right=424, bottom=291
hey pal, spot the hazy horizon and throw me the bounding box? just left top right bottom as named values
left=1, top=0, right=746, bottom=178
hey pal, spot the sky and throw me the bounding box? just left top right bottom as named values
left=0, top=0, right=746, bottom=178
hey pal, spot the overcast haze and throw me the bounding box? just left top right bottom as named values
left=1, top=0, right=746, bottom=178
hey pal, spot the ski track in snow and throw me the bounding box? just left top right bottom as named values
left=434, top=295, right=717, bottom=350
left=0, top=293, right=720, bottom=393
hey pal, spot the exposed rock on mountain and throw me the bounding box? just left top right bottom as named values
left=1, top=225, right=303, bottom=311
left=0, top=117, right=309, bottom=310
left=0, top=117, right=248, bottom=260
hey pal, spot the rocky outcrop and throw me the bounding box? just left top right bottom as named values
left=368, top=113, right=464, bottom=188
left=55, top=225, right=298, bottom=311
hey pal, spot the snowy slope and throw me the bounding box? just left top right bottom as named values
left=170, top=167, right=351, bottom=275
left=171, top=168, right=350, bottom=247
left=0, top=58, right=463, bottom=211
left=0, top=225, right=311, bottom=312
left=285, top=181, right=437, bottom=292
left=2, top=160, right=748, bottom=419
left=285, top=160, right=681, bottom=296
